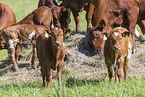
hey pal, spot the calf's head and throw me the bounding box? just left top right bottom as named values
left=108, top=27, right=130, bottom=51
left=50, top=27, right=64, bottom=58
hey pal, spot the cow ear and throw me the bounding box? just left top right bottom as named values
left=122, top=31, right=130, bottom=39
left=102, top=32, right=109, bottom=40
left=61, top=6, right=66, bottom=12
left=63, top=28, right=71, bottom=37
left=99, top=20, right=106, bottom=29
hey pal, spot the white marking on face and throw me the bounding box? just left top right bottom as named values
left=28, top=31, right=35, bottom=40
left=127, top=42, right=132, bottom=59
left=34, top=47, right=36, bottom=51
left=8, top=39, right=19, bottom=48
left=135, top=28, right=140, bottom=38
left=45, top=33, right=49, bottom=37
left=116, top=27, right=122, bottom=29
left=114, top=32, right=118, bottom=36
left=103, top=35, right=107, bottom=40
left=55, top=27, right=58, bottom=30
left=51, top=24, right=54, bottom=29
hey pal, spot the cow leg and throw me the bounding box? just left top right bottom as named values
left=107, top=64, right=114, bottom=83
left=137, top=20, right=145, bottom=34
left=124, top=57, right=129, bottom=80
left=46, top=68, right=53, bottom=89
left=72, top=10, right=80, bottom=32
left=85, top=3, right=94, bottom=30
left=31, top=46, right=37, bottom=70
left=126, top=8, right=139, bottom=54
left=15, top=44, right=20, bottom=63
left=9, top=48, right=19, bottom=71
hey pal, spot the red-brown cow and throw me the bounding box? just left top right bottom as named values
left=1, top=24, right=49, bottom=71
left=61, top=0, right=95, bottom=31
left=86, top=0, right=145, bottom=54
left=0, top=3, right=16, bottom=50
left=104, top=27, right=132, bottom=82
left=36, top=27, right=66, bottom=88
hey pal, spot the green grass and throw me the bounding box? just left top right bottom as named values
left=0, top=0, right=145, bottom=97
left=0, top=77, right=144, bottom=97
left=0, top=50, right=8, bottom=61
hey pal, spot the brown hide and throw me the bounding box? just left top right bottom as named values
left=17, top=6, right=52, bottom=29
left=0, top=3, right=16, bottom=50
left=62, top=0, right=94, bottom=31
left=1, top=24, right=49, bottom=71
left=104, top=27, right=132, bottom=82
left=87, top=0, right=145, bottom=53
left=38, top=0, right=63, bottom=27
left=36, top=27, right=65, bottom=88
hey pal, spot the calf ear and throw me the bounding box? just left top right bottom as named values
left=122, top=31, right=130, bottom=39
left=99, top=19, right=106, bottom=29
left=102, top=32, right=109, bottom=40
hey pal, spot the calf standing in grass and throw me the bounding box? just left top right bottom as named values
left=104, top=27, right=132, bottom=82
left=36, top=27, right=66, bottom=88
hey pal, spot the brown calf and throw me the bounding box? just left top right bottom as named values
left=1, top=24, right=49, bottom=71
left=104, top=27, right=132, bottom=82
left=17, top=6, right=52, bottom=29
left=36, top=27, right=66, bottom=88
left=0, top=3, right=16, bottom=50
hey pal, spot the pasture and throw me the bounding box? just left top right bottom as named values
left=0, top=0, right=145, bottom=96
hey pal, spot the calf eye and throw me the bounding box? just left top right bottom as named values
left=95, top=33, right=99, bottom=37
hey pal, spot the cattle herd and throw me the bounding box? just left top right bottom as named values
left=0, top=0, right=145, bottom=88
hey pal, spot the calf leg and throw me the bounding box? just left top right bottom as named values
left=117, top=58, right=125, bottom=82
left=31, top=46, right=37, bottom=70
left=40, top=62, right=47, bottom=87
left=57, top=61, right=64, bottom=89
left=107, top=64, right=114, bottom=83
left=15, top=44, right=20, bottom=63
left=124, top=57, right=129, bottom=80
left=46, top=68, right=53, bottom=89
left=9, top=48, right=19, bottom=71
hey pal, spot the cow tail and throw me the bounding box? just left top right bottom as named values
left=0, top=30, right=2, bottom=50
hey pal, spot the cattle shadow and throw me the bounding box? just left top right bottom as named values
left=65, top=75, right=107, bottom=88
left=77, top=37, right=95, bottom=57
left=0, top=57, right=34, bottom=76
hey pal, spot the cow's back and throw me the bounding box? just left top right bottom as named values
left=0, top=3, right=16, bottom=30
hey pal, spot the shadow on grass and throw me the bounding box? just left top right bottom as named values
left=0, top=57, right=35, bottom=76
left=65, top=75, right=107, bottom=88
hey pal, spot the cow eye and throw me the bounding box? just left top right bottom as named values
left=95, top=33, right=99, bottom=37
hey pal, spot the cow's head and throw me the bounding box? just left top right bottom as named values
left=51, top=6, right=67, bottom=28
left=49, top=27, right=64, bottom=58
left=59, top=7, right=71, bottom=29
left=108, top=27, right=130, bottom=51
left=89, top=20, right=111, bottom=54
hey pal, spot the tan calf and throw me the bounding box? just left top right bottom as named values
left=1, top=24, right=49, bottom=71
left=104, top=27, right=132, bottom=82
left=36, top=27, right=66, bottom=88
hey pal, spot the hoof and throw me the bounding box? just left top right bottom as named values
left=132, top=49, right=136, bottom=54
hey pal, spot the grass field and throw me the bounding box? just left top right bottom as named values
left=0, top=0, right=145, bottom=97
